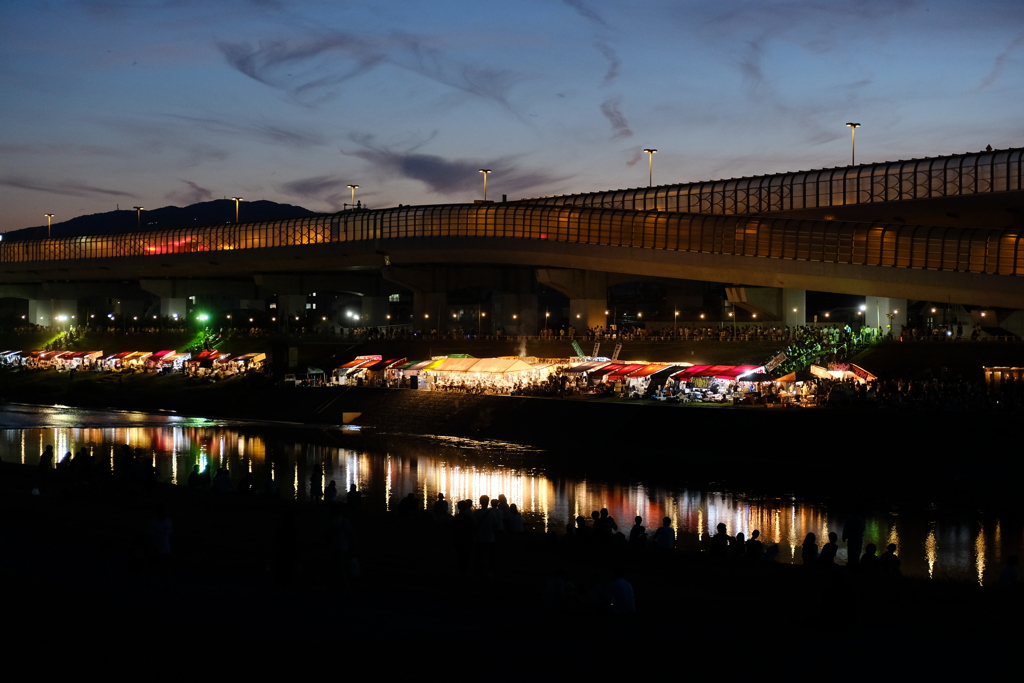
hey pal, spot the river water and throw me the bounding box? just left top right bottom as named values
left=2, top=402, right=1019, bottom=585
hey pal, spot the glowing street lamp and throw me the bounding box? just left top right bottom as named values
left=479, top=169, right=492, bottom=201
left=347, top=185, right=359, bottom=207
left=133, top=206, right=144, bottom=230
left=845, top=123, right=861, bottom=165
left=643, top=149, right=657, bottom=187
left=44, top=213, right=54, bottom=238
left=231, top=197, right=243, bottom=223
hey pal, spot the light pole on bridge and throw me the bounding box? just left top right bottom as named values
left=133, top=206, right=144, bottom=230
left=479, top=169, right=491, bottom=201
left=845, top=123, right=861, bottom=165
left=347, top=185, right=359, bottom=208
left=231, top=197, right=243, bottom=223
left=44, top=213, right=54, bottom=238
left=643, top=149, right=657, bottom=187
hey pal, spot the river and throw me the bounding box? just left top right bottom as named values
left=1, top=402, right=1019, bottom=585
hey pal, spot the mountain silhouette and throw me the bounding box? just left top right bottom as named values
left=3, top=199, right=319, bottom=241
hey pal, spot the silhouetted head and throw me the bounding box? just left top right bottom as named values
left=662, top=517, right=671, bottom=527
left=510, top=504, right=518, bottom=513
left=634, top=516, right=643, bottom=525
left=864, top=543, right=877, bottom=556
left=600, top=508, right=609, bottom=518
left=717, top=523, right=727, bottom=533
left=437, top=492, right=444, bottom=500
left=886, top=543, right=897, bottom=553
left=591, top=510, right=600, bottom=521
left=479, top=495, right=489, bottom=508
left=576, top=515, right=587, bottom=528
left=751, top=529, right=760, bottom=540
left=804, top=532, right=816, bottom=544
left=349, top=483, right=357, bottom=492
left=829, top=532, right=838, bottom=543
left=498, top=494, right=507, bottom=504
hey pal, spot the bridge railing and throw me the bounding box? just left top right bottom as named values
left=3, top=203, right=1024, bottom=276
left=519, top=148, right=1024, bottom=214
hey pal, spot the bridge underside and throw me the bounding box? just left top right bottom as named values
left=4, top=236, right=1024, bottom=309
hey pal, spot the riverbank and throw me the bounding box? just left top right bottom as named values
left=4, top=366, right=1024, bottom=513
left=2, top=460, right=1018, bottom=654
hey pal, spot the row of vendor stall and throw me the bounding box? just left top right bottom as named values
left=0, top=349, right=266, bottom=376
left=332, top=354, right=556, bottom=390
left=331, top=353, right=877, bottom=404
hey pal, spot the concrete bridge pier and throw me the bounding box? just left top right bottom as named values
left=726, top=286, right=806, bottom=327
left=864, top=296, right=907, bottom=336
left=492, top=292, right=538, bottom=336
left=536, top=269, right=608, bottom=331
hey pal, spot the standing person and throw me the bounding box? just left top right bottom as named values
left=36, top=445, right=55, bottom=494
left=801, top=532, right=819, bottom=567
left=629, top=516, right=647, bottom=550
left=819, top=532, right=839, bottom=567
left=710, top=523, right=732, bottom=558
left=653, top=517, right=675, bottom=552
left=842, top=512, right=865, bottom=569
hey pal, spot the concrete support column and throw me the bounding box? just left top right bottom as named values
left=864, top=297, right=907, bottom=336
left=161, top=297, right=187, bottom=320
left=360, top=295, right=389, bottom=327
left=569, top=299, right=607, bottom=331
left=783, top=289, right=806, bottom=328
left=414, top=292, right=447, bottom=331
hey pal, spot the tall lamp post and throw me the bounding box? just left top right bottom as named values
left=133, top=206, right=144, bottom=230
left=478, top=169, right=492, bottom=201
left=845, top=123, right=861, bottom=165
left=231, top=196, right=243, bottom=223
left=44, top=213, right=54, bottom=238
left=347, top=185, right=359, bottom=207
left=643, top=149, right=657, bottom=187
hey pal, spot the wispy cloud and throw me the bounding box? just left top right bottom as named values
left=218, top=31, right=526, bottom=115
left=341, top=134, right=569, bottom=197
left=166, top=180, right=213, bottom=205
left=562, top=0, right=609, bottom=28
left=0, top=176, right=137, bottom=198
left=277, top=175, right=352, bottom=210
left=166, top=114, right=327, bottom=148
left=600, top=96, right=632, bottom=140
left=595, top=41, right=620, bottom=85
left=977, top=30, right=1024, bottom=90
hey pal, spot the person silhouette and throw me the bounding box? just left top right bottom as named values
left=819, top=532, right=839, bottom=567
left=629, top=516, right=646, bottom=550
left=801, top=532, right=818, bottom=567
left=878, top=543, right=901, bottom=576
left=842, top=513, right=865, bottom=569
left=711, top=522, right=732, bottom=558
left=746, top=529, right=764, bottom=561
left=653, top=517, right=675, bottom=552
left=860, top=543, right=879, bottom=573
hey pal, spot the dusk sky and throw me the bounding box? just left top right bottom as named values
left=1, top=0, right=1022, bottom=234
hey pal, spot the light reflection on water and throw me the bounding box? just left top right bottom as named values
left=2, top=407, right=1022, bottom=585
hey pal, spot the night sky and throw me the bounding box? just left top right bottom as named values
left=1, top=0, right=1022, bottom=234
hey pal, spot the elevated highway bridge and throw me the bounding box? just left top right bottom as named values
left=2, top=146, right=1023, bottom=330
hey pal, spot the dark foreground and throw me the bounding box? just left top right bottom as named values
left=4, top=461, right=1021, bottom=658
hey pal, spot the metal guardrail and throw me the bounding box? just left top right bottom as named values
left=519, top=148, right=1024, bottom=214
left=2, top=202, right=1024, bottom=276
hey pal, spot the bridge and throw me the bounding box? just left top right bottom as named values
left=2, top=147, right=1023, bottom=332
left=522, top=147, right=1024, bottom=225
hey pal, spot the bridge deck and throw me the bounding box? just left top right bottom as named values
left=3, top=203, right=1023, bottom=278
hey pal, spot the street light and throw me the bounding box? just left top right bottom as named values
left=44, top=213, right=54, bottom=238
left=347, top=185, right=359, bottom=207
left=133, top=206, right=144, bottom=230
left=231, top=197, right=243, bottom=223
left=845, top=123, right=861, bottom=165
left=643, top=149, right=657, bottom=187
left=478, top=169, right=492, bottom=201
